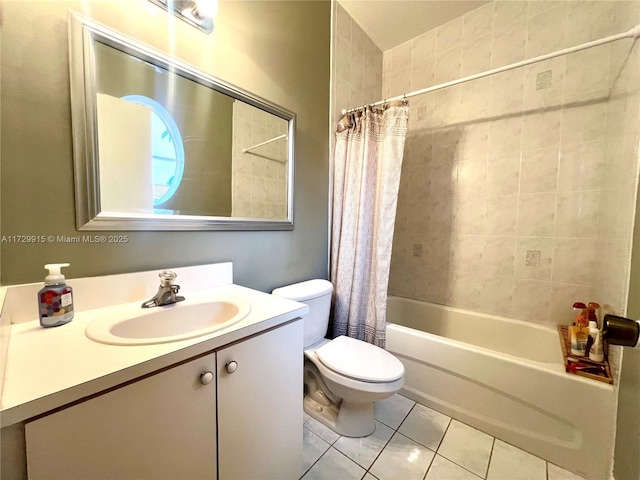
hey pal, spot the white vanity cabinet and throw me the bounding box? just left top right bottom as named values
left=24, top=319, right=303, bottom=479
left=25, top=351, right=218, bottom=479
left=217, top=320, right=303, bottom=479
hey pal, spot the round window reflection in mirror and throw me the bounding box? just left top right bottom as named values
left=121, top=95, right=185, bottom=206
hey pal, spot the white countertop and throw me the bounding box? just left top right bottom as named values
left=1, top=284, right=308, bottom=427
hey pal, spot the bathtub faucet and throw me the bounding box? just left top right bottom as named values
left=141, top=270, right=185, bottom=308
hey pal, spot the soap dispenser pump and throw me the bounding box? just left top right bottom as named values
left=37, top=263, right=74, bottom=328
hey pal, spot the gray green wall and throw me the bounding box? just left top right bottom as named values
left=0, top=0, right=330, bottom=290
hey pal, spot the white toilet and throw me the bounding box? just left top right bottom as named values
left=272, top=279, right=404, bottom=437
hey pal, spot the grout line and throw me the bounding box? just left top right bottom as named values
left=546, top=459, right=550, bottom=480
left=300, top=426, right=332, bottom=478
left=434, top=416, right=453, bottom=452
left=362, top=402, right=416, bottom=474
left=436, top=449, right=489, bottom=480
left=484, top=437, right=496, bottom=479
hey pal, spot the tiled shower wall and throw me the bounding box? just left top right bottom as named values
left=331, top=3, right=383, bottom=128
left=231, top=101, right=289, bottom=219
left=386, top=1, right=640, bottom=325
left=600, top=1, right=640, bottom=315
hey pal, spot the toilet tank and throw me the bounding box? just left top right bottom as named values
left=272, top=280, right=333, bottom=348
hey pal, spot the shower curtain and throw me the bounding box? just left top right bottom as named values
left=329, top=102, right=409, bottom=347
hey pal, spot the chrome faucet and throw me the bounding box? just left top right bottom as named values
left=141, top=270, right=185, bottom=308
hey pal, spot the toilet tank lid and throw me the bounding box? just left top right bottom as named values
left=272, top=279, right=333, bottom=301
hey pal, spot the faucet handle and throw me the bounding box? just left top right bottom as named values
left=158, top=270, right=178, bottom=287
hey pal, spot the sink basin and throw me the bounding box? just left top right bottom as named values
left=85, top=297, right=251, bottom=345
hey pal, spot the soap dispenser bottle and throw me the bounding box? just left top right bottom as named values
left=38, top=263, right=74, bottom=328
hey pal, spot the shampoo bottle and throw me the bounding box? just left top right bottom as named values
left=589, top=330, right=605, bottom=362
left=38, top=263, right=74, bottom=328
left=570, top=326, right=588, bottom=356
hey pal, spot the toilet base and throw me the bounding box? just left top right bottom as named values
left=303, top=394, right=376, bottom=437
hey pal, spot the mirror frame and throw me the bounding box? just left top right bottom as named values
left=68, top=11, right=296, bottom=231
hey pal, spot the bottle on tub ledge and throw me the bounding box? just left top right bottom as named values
left=37, top=263, right=74, bottom=328
left=570, top=305, right=589, bottom=356
left=586, top=301, right=601, bottom=355
left=570, top=302, right=587, bottom=324
left=589, top=330, right=605, bottom=362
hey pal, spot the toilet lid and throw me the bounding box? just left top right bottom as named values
left=315, top=336, right=404, bottom=383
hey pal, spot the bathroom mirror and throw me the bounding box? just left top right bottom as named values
left=68, top=12, right=295, bottom=230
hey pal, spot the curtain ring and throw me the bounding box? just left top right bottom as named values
left=402, top=94, right=408, bottom=106
left=382, top=99, right=388, bottom=110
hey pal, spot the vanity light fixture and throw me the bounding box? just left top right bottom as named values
left=148, top=0, right=218, bottom=34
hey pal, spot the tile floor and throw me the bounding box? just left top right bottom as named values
left=301, top=394, right=587, bottom=480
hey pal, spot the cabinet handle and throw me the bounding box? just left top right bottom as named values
left=225, top=361, right=238, bottom=374
left=200, top=371, right=214, bottom=385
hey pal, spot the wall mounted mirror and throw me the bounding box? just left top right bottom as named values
left=68, top=12, right=295, bottom=230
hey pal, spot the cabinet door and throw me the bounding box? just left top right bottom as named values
left=217, top=319, right=303, bottom=480
left=25, top=352, right=217, bottom=479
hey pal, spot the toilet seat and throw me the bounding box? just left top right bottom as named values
left=315, top=336, right=404, bottom=383
left=305, top=351, right=404, bottom=395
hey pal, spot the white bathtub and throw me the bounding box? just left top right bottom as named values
left=386, top=296, right=617, bottom=480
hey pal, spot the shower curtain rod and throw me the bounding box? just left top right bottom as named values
left=242, top=133, right=287, bottom=154
left=341, top=24, right=640, bottom=115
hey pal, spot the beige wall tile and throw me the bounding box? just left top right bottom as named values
left=482, top=236, right=516, bottom=276
left=528, top=1, right=566, bottom=18
left=566, top=1, right=615, bottom=46
left=523, top=56, right=565, bottom=110
left=492, top=20, right=527, bottom=68
left=517, top=192, right=557, bottom=237
left=488, top=117, right=523, bottom=157
left=453, top=197, right=487, bottom=235
left=512, top=278, right=552, bottom=322
left=447, top=271, right=483, bottom=310
left=462, top=35, right=493, bottom=77
left=456, top=157, right=488, bottom=198
left=561, top=97, right=607, bottom=148
left=558, top=140, right=606, bottom=192
left=555, top=191, right=601, bottom=238
left=460, top=77, right=492, bottom=121
left=549, top=282, right=594, bottom=325
left=487, top=152, right=520, bottom=196
left=375, top=0, right=638, bottom=330
left=526, top=3, right=568, bottom=58
left=522, top=109, right=561, bottom=151
left=463, top=3, right=494, bottom=43
left=515, top=237, right=553, bottom=281
left=489, top=69, right=525, bottom=117
left=411, top=57, right=435, bottom=91
left=552, top=238, right=597, bottom=285
left=413, top=30, right=436, bottom=63
left=564, top=45, right=611, bottom=100
left=520, top=146, right=559, bottom=194
left=494, top=1, right=528, bottom=30
left=435, top=46, right=462, bottom=84
left=459, top=122, right=489, bottom=160
left=437, top=16, right=464, bottom=54
left=450, top=235, right=484, bottom=273
left=485, top=195, right=518, bottom=236
left=481, top=276, right=515, bottom=317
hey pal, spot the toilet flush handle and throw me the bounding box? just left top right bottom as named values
left=225, top=361, right=238, bottom=374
